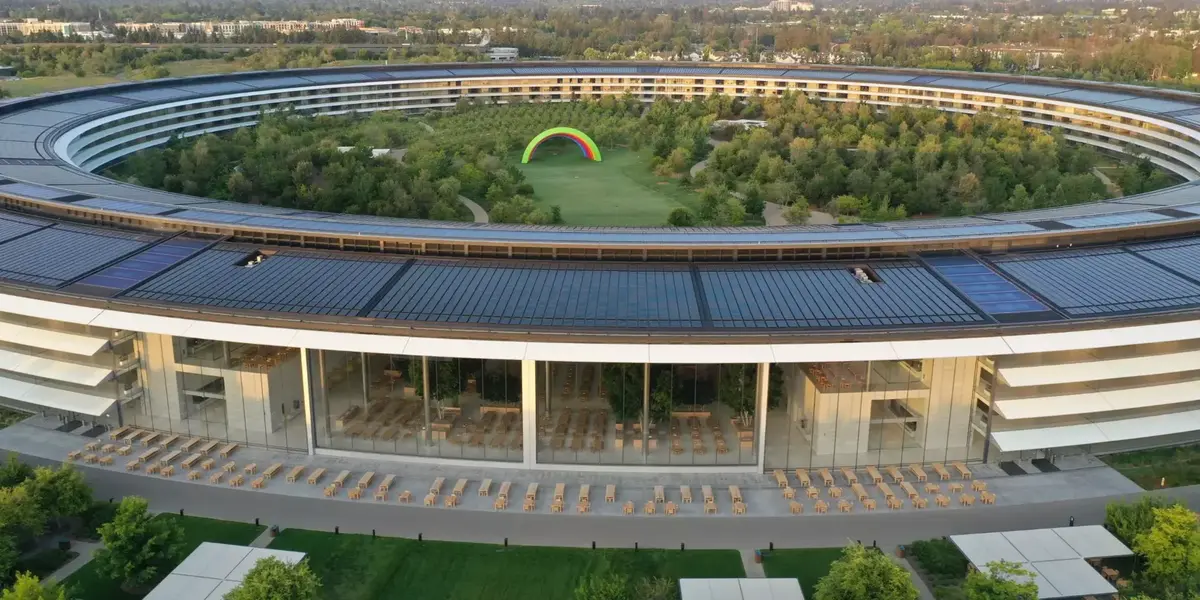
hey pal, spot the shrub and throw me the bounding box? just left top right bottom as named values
left=12, top=548, right=75, bottom=579
left=79, top=501, right=118, bottom=541
left=574, top=573, right=630, bottom=600
left=909, top=539, right=969, bottom=579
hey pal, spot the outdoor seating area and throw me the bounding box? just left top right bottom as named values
left=769, top=464, right=999, bottom=514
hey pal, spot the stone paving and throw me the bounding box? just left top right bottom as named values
left=1, top=419, right=1142, bottom=522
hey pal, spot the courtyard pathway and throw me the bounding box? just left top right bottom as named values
left=45, top=540, right=101, bottom=583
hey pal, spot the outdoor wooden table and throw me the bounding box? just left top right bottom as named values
left=952, top=461, right=972, bottom=479
left=218, top=443, right=238, bottom=458
left=357, top=472, right=375, bottom=490
left=981, top=491, right=996, bottom=504
left=789, top=501, right=803, bottom=515
left=959, top=494, right=975, bottom=506
left=604, top=484, right=615, bottom=502
left=498, top=481, right=512, bottom=500
left=909, top=465, right=928, bottom=482
left=900, top=481, right=920, bottom=499
left=286, top=465, right=305, bottom=483
left=624, top=501, right=635, bottom=515
left=971, top=480, right=987, bottom=492
left=950, top=482, right=965, bottom=493
left=108, top=426, right=130, bottom=440
left=814, top=500, right=827, bottom=514
left=794, top=469, right=811, bottom=487
left=181, top=453, right=202, bottom=469
left=526, top=482, right=538, bottom=501
left=865, top=466, right=884, bottom=484
left=85, top=441, right=100, bottom=452
left=818, top=468, right=834, bottom=487
left=478, top=478, right=491, bottom=496
left=307, top=468, right=326, bottom=485
left=137, top=447, right=160, bottom=463
left=243, top=463, right=257, bottom=474
left=158, top=450, right=181, bottom=466
left=430, top=477, right=445, bottom=495
left=729, top=485, right=743, bottom=503
left=452, top=478, right=468, bottom=497
left=117, top=445, right=133, bottom=456
left=732, top=501, right=746, bottom=515
left=773, top=469, right=788, bottom=488
left=840, top=467, right=858, bottom=485
left=578, top=484, right=590, bottom=504
left=932, top=463, right=951, bottom=481
left=806, top=486, right=820, bottom=499
left=653, top=485, right=665, bottom=503
left=141, top=432, right=160, bottom=446
left=379, top=474, right=395, bottom=493
left=877, top=481, right=896, bottom=499
left=160, top=434, right=180, bottom=448
left=680, top=485, right=692, bottom=503
left=263, top=463, right=282, bottom=479
left=783, top=486, right=795, bottom=500
left=332, top=470, right=350, bottom=488
left=200, top=458, right=214, bottom=470
left=180, top=437, right=202, bottom=452
left=198, top=440, right=220, bottom=455
left=838, top=499, right=853, bottom=512
left=924, top=483, right=941, bottom=494
left=851, top=483, right=869, bottom=501
left=222, top=461, right=236, bottom=472
left=886, top=466, right=905, bottom=483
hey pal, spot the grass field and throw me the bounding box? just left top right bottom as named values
left=1, top=75, right=122, bottom=97
left=517, top=146, right=705, bottom=226
left=760, top=547, right=843, bottom=598
left=1101, top=444, right=1200, bottom=489
left=269, top=529, right=743, bottom=600
left=64, top=514, right=265, bottom=599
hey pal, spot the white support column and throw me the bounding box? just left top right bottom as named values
left=522, top=359, right=537, bottom=467
left=299, top=348, right=316, bottom=455
left=756, top=362, right=770, bottom=472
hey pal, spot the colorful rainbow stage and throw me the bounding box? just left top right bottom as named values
left=521, top=127, right=602, bottom=163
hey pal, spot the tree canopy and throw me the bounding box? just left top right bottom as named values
left=813, top=542, right=919, bottom=600
left=93, top=497, right=185, bottom=591
left=964, top=560, right=1039, bottom=600
left=224, top=556, right=321, bottom=600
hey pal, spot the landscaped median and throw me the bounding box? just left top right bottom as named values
left=1100, top=443, right=1200, bottom=489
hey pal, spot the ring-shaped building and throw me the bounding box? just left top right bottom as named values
left=2, top=62, right=1200, bottom=473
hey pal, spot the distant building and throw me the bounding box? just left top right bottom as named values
left=488, top=47, right=519, bottom=62
left=769, top=0, right=815, bottom=11
left=0, top=19, right=94, bottom=37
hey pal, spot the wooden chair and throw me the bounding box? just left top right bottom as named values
left=828, top=486, right=843, bottom=498
left=424, top=493, right=438, bottom=506
left=971, top=480, right=987, bottom=492
left=789, top=501, right=803, bottom=514
left=67, top=450, right=82, bottom=462
left=160, top=465, right=175, bottom=477
left=862, top=498, right=877, bottom=511
left=732, top=501, right=746, bottom=515
left=643, top=501, right=656, bottom=515
left=935, top=494, right=950, bottom=507
left=479, top=478, right=492, bottom=497
left=523, top=497, right=536, bottom=512
left=959, top=493, right=975, bottom=506
left=551, top=499, right=564, bottom=513
left=200, top=458, right=215, bottom=470
left=981, top=491, right=996, bottom=504
left=307, top=467, right=326, bottom=485
left=98, top=456, right=113, bottom=466
left=913, top=497, right=929, bottom=509
left=444, top=494, right=459, bottom=508
left=187, top=470, right=201, bottom=480
left=623, top=501, right=634, bottom=515
left=814, top=500, right=828, bottom=514
left=704, top=500, right=717, bottom=515
left=887, top=496, right=903, bottom=510
left=145, top=463, right=161, bottom=475
left=286, top=465, right=305, bottom=483
left=84, top=441, right=100, bottom=452
left=839, top=499, right=853, bottom=513
left=398, top=490, right=412, bottom=503
left=243, top=463, right=257, bottom=474
left=493, top=496, right=508, bottom=510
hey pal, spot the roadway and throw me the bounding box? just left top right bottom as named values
left=23, top=454, right=1199, bottom=551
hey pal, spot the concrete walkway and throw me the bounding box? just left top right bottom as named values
left=895, top=554, right=936, bottom=600
left=45, top=540, right=101, bottom=583
left=249, top=528, right=276, bottom=549
left=1093, top=167, right=1122, bottom=197
left=763, top=203, right=835, bottom=227
left=740, top=549, right=765, bottom=578
left=459, top=195, right=489, bottom=223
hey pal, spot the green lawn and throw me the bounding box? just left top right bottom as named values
left=269, top=529, right=743, bottom=600
left=1101, top=444, right=1200, bottom=489
left=0, top=407, right=29, bottom=429
left=760, top=547, right=843, bottom=598
left=1, top=75, right=122, bottom=97
left=517, top=146, right=705, bottom=226
left=63, top=514, right=265, bottom=600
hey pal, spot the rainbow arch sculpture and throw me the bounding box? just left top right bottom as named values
left=521, top=127, right=602, bottom=163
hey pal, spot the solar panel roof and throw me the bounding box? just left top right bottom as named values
left=0, top=224, right=156, bottom=287
left=699, top=262, right=984, bottom=328
left=366, top=260, right=703, bottom=327
left=513, top=67, right=576, bottom=75
left=449, top=68, right=515, bottom=76
left=1057, top=211, right=1173, bottom=228
left=0, top=124, right=49, bottom=142
left=43, top=99, right=126, bottom=115
left=239, top=76, right=313, bottom=90
left=75, top=197, right=178, bottom=215
left=1128, top=237, right=1200, bottom=283
left=112, top=87, right=197, bottom=102
left=0, top=214, right=48, bottom=244
left=0, top=182, right=75, bottom=199
left=302, top=73, right=372, bottom=84
left=845, top=72, right=917, bottom=83
left=784, top=70, right=851, bottom=80
left=928, top=78, right=1004, bottom=90
left=989, top=248, right=1200, bottom=316
left=1112, top=97, right=1198, bottom=114
left=658, top=67, right=722, bottom=75
left=0, top=109, right=80, bottom=127
left=172, top=81, right=254, bottom=95
left=1051, top=89, right=1138, bottom=105
left=923, top=254, right=1051, bottom=315
left=384, top=69, right=453, bottom=79
left=720, top=68, right=788, bottom=77
left=993, top=83, right=1073, bottom=97
left=572, top=66, right=640, bottom=74
left=124, top=248, right=408, bottom=316
left=74, top=237, right=210, bottom=293
left=0, top=142, right=42, bottom=160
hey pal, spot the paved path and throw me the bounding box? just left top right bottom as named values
left=895, top=555, right=935, bottom=600
left=459, top=195, right=489, bottom=223
left=24, top=453, right=1197, bottom=551
left=1093, top=167, right=1122, bottom=197
left=740, top=549, right=765, bottom=577
left=45, top=541, right=101, bottom=583
left=249, top=529, right=275, bottom=549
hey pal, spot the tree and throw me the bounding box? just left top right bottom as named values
left=667, top=207, right=696, bottom=227
left=0, top=573, right=67, bottom=600
left=0, top=486, right=44, bottom=545
left=1133, top=505, right=1200, bottom=590
left=814, top=543, right=919, bottom=600
left=1106, top=497, right=1171, bottom=546
left=24, top=466, right=91, bottom=529
left=964, top=560, right=1038, bottom=600
left=0, top=455, right=31, bottom=488
left=0, top=536, right=16, bottom=588
left=603, top=364, right=644, bottom=421
left=224, top=557, right=321, bottom=600
left=783, top=201, right=811, bottom=225
left=93, top=497, right=185, bottom=591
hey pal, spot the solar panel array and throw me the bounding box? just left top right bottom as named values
left=0, top=213, right=47, bottom=244
left=73, top=237, right=211, bottom=294
left=367, top=261, right=702, bottom=327
left=698, top=262, right=985, bottom=328
left=923, top=254, right=1052, bottom=315
left=124, top=249, right=408, bottom=316
left=1127, top=237, right=1200, bottom=282
left=0, top=224, right=156, bottom=286
left=989, top=247, right=1200, bottom=316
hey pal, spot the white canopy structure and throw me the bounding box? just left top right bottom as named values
left=680, top=578, right=804, bottom=600
left=144, top=543, right=307, bottom=600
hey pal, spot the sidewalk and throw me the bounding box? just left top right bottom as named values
left=45, top=540, right=102, bottom=583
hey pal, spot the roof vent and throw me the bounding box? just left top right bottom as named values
left=236, top=251, right=270, bottom=268
left=849, top=266, right=881, bottom=284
